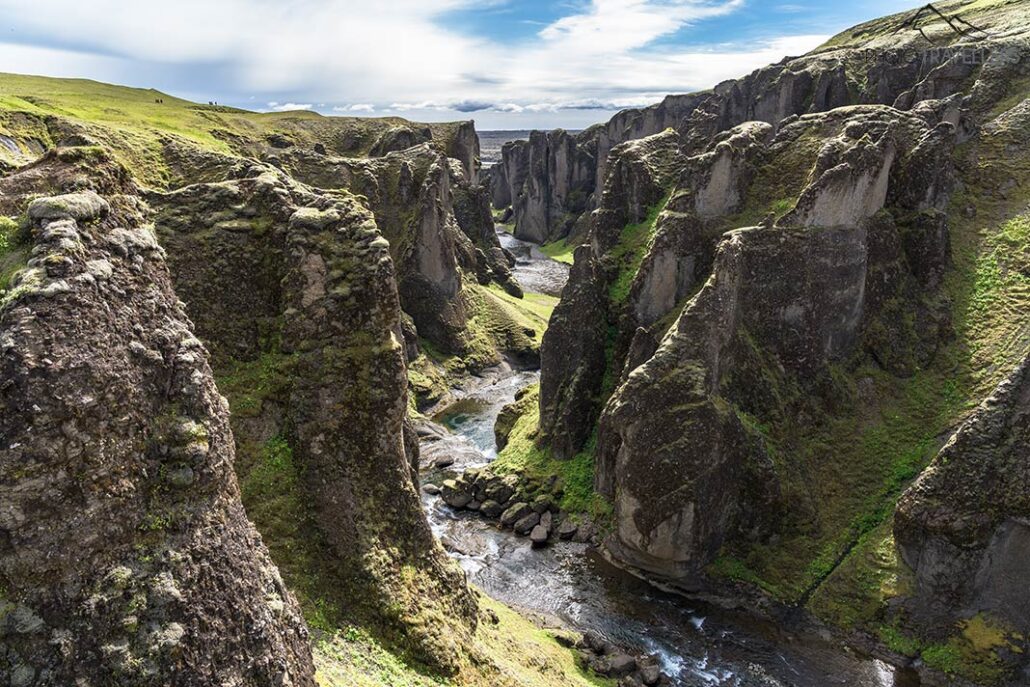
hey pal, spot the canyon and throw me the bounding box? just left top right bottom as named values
left=1, top=1, right=1030, bottom=686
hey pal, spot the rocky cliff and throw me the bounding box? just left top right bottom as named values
left=245, top=141, right=523, bottom=360
left=0, top=72, right=648, bottom=687
left=149, top=164, right=477, bottom=672
left=0, top=168, right=315, bottom=685
left=895, top=355, right=1030, bottom=640
left=530, top=0, right=1030, bottom=682
left=0, top=87, right=494, bottom=679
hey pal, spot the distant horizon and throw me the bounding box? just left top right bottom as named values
left=0, top=0, right=926, bottom=130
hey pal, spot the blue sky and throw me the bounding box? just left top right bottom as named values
left=0, top=0, right=925, bottom=129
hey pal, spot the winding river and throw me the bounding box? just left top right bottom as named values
left=418, top=229, right=920, bottom=687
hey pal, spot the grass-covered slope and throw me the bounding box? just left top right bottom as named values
left=315, top=595, right=613, bottom=687
left=802, top=94, right=1030, bottom=685
left=0, top=72, right=471, bottom=186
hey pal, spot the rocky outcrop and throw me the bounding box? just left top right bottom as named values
left=595, top=105, right=956, bottom=582
left=895, top=356, right=1030, bottom=634
left=369, top=125, right=433, bottom=157
left=151, top=165, right=477, bottom=672
left=0, top=189, right=315, bottom=685
left=538, top=130, right=684, bottom=458
left=490, top=129, right=595, bottom=243
left=268, top=143, right=519, bottom=354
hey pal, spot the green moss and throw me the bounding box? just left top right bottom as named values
left=706, top=556, right=785, bottom=598
left=607, top=194, right=670, bottom=306
left=315, top=594, right=614, bottom=687
left=407, top=353, right=451, bottom=413
left=807, top=520, right=913, bottom=629
left=216, top=350, right=297, bottom=417
left=236, top=432, right=341, bottom=632
left=0, top=215, right=29, bottom=294
left=878, top=624, right=921, bottom=657
left=921, top=633, right=1013, bottom=687
left=491, top=385, right=611, bottom=521
left=435, top=284, right=559, bottom=374
left=540, top=238, right=576, bottom=264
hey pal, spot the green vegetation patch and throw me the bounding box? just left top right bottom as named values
left=216, top=351, right=346, bottom=631
left=0, top=215, right=30, bottom=297
left=430, top=284, right=558, bottom=374
left=315, top=594, right=613, bottom=687
left=491, top=384, right=611, bottom=520
left=869, top=614, right=1021, bottom=686
left=607, top=194, right=670, bottom=306
left=0, top=72, right=469, bottom=188
left=540, top=237, right=576, bottom=264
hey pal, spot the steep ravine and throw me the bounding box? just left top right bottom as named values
left=418, top=237, right=921, bottom=687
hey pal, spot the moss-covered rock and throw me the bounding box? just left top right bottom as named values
left=0, top=187, right=315, bottom=685
left=150, top=165, right=479, bottom=673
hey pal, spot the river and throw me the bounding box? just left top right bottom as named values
left=418, top=229, right=919, bottom=687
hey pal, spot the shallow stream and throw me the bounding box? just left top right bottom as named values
left=418, top=230, right=919, bottom=687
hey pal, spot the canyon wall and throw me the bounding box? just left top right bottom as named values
left=0, top=162, right=315, bottom=685
left=531, top=0, right=1030, bottom=679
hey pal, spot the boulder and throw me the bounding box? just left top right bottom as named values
left=514, top=512, right=541, bottom=535
left=500, top=502, right=533, bottom=527
left=557, top=519, right=578, bottom=540
left=531, top=494, right=554, bottom=514
left=483, top=475, right=517, bottom=505
left=480, top=499, right=505, bottom=518
left=529, top=525, right=549, bottom=546
left=573, top=522, right=596, bottom=544
left=441, top=479, right=473, bottom=509
left=608, top=654, right=637, bottom=677
left=639, top=664, right=662, bottom=686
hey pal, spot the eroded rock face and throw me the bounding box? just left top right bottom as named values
left=271, top=143, right=518, bottom=354
left=547, top=102, right=958, bottom=581
left=895, top=357, right=1030, bottom=633
left=491, top=129, right=596, bottom=244
left=539, top=130, right=684, bottom=458
left=0, top=191, right=315, bottom=686
left=151, top=166, right=478, bottom=672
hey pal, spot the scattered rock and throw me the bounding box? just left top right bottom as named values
left=441, top=479, right=473, bottom=509
left=500, top=502, right=532, bottom=527
left=514, top=512, right=541, bottom=535
left=557, top=519, right=578, bottom=540
left=480, top=499, right=505, bottom=518
left=573, top=521, right=596, bottom=544
left=529, top=524, right=549, bottom=546
left=422, top=483, right=441, bottom=495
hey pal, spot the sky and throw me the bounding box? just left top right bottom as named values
left=0, top=0, right=927, bottom=130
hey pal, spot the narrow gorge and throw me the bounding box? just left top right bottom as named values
left=1, top=1, right=1029, bottom=686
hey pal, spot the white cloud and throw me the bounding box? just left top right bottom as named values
left=0, top=0, right=829, bottom=126
left=334, top=103, right=376, bottom=112
left=268, top=102, right=313, bottom=112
